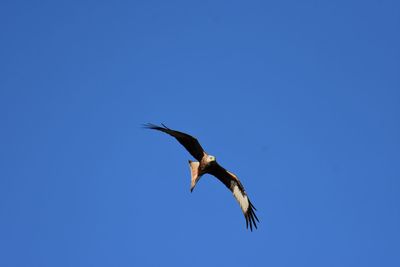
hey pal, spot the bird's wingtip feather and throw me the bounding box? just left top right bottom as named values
left=161, top=123, right=170, bottom=129
left=142, top=123, right=170, bottom=130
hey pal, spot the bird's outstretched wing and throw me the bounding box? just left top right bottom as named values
left=208, top=163, right=259, bottom=231
left=143, top=123, right=206, bottom=161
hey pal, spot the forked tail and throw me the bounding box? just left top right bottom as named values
left=188, top=160, right=200, bottom=192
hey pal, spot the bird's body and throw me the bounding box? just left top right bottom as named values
left=189, top=154, right=216, bottom=192
left=144, top=123, right=259, bottom=231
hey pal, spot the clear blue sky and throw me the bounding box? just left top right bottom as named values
left=1, top=0, right=399, bottom=266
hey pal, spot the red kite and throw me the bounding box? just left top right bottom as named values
left=144, top=123, right=259, bottom=231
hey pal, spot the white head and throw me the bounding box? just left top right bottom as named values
left=207, top=155, right=216, bottom=162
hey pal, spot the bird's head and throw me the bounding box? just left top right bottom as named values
left=207, top=155, right=216, bottom=162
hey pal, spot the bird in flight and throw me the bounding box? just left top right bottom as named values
left=144, top=123, right=259, bottom=231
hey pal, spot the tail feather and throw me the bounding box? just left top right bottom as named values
left=189, top=160, right=200, bottom=192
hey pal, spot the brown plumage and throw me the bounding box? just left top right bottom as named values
left=144, top=123, right=259, bottom=231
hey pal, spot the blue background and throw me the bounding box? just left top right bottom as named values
left=1, top=0, right=399, bottom=266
